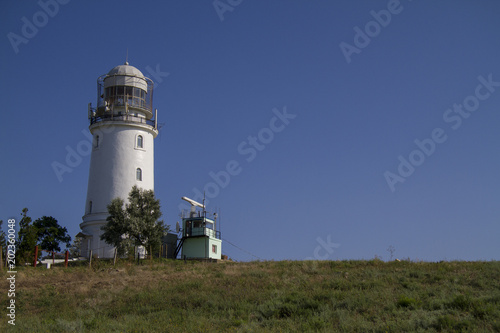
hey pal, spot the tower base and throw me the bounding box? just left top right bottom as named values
left=79, top=213, right=115, bottom=258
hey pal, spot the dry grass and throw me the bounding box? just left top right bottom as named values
left=1, top=259, right=499, bottom=332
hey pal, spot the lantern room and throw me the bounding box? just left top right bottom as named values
left=95, top=62, right=154, bottom=119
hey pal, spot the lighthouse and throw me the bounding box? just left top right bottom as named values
left=79, top=62, right=158, bottom=258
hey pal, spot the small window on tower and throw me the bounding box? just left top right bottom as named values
left=137, top=135, right=143, bottom=148
left=89, top=201, right=92, bottom=214
left=94, top=135, right=99, bottom=148
left=212, top=245, right=217, bottom=253
left=136, top=168, right=142, bottom=181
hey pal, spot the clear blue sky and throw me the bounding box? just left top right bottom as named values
left=1, top=0, right=499, bottom=261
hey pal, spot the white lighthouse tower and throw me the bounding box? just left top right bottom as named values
left=79, top=62, right=158, bottom=258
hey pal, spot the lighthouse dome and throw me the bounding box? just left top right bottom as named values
left=107, top=62, right=145, bottom=78
left=103, top=62, right=148, bottom=91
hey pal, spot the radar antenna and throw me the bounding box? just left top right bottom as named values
left=181, top=196, right=205, bottom=218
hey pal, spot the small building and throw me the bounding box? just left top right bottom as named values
left=174, top=197, right=222, bottom=260
left=161, top=233, right=179, bottom=259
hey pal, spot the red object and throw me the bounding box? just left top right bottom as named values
left=34, top=246, right=38, bottom=267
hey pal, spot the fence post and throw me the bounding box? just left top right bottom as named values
left=89, top=250, right=93, bottom=268
left=64, top=250, right=69, bottom=268
left=0, top=246, right=2, bottom=269
left=113, top=248, right=117, bottom=266
left=34, top=245, right=38, bottom=267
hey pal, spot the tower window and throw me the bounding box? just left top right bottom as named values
left=89, top=201, right=92, bottom=213
left=137, top=135, right=143, bottom=148
left=212, top=245, right=217, bottom=253
left=94, top=135, right=99, bottom=148
left=136, top=168, right=142, bottom=181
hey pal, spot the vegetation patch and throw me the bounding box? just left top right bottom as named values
left=0, top=260, right=498, bottom=332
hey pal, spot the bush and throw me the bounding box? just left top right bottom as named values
left=397, top=295, right=420, bottom=309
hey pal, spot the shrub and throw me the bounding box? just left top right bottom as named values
left=397, top=295, right=420, bottom=309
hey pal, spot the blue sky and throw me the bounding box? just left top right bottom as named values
left=1, top=0, right=499, bottom=261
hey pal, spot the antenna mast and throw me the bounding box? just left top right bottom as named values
left=203, top=192, right=206, bottom=218
left=218, top=208, right=221, bottom=235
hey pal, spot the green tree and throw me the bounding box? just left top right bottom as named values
left=101, top=198, right=132, bottom=256
left=16, top=208, right=38, bottom=264
left=101, top=186, right=168, bottom=260
left=68, top=235, right=83, bottom=258
left=126, top=186, right=167, bottom=255
left=33, top=216, right=71, bottom=256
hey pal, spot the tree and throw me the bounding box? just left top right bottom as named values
left=16, top=208, right=38, bottom=264
left=126, top=186, right=167, bottom=255
left=101, top=186, right=168, bottom=260
left=33, top=216, right=71, bottom=257
left=68, top=235, right=83, bottom=258
left=100, top=198, right=132, bottom=256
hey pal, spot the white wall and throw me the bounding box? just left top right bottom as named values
left=80, top=121, right=157, bottom=258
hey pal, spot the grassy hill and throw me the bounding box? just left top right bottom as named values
left=1, top=259, right=499, bottom=332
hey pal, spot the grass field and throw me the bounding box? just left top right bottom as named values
left=1, top=259, right=499, bottom=332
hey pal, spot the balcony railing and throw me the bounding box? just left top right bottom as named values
left=90, top=114, right=156, bottom=128
left=97, top=97, right=152, bottom=114
left=186, top=227, right=221, bottom=239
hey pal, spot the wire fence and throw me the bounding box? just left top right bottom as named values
left=0, top=236, right=258, bottom=268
